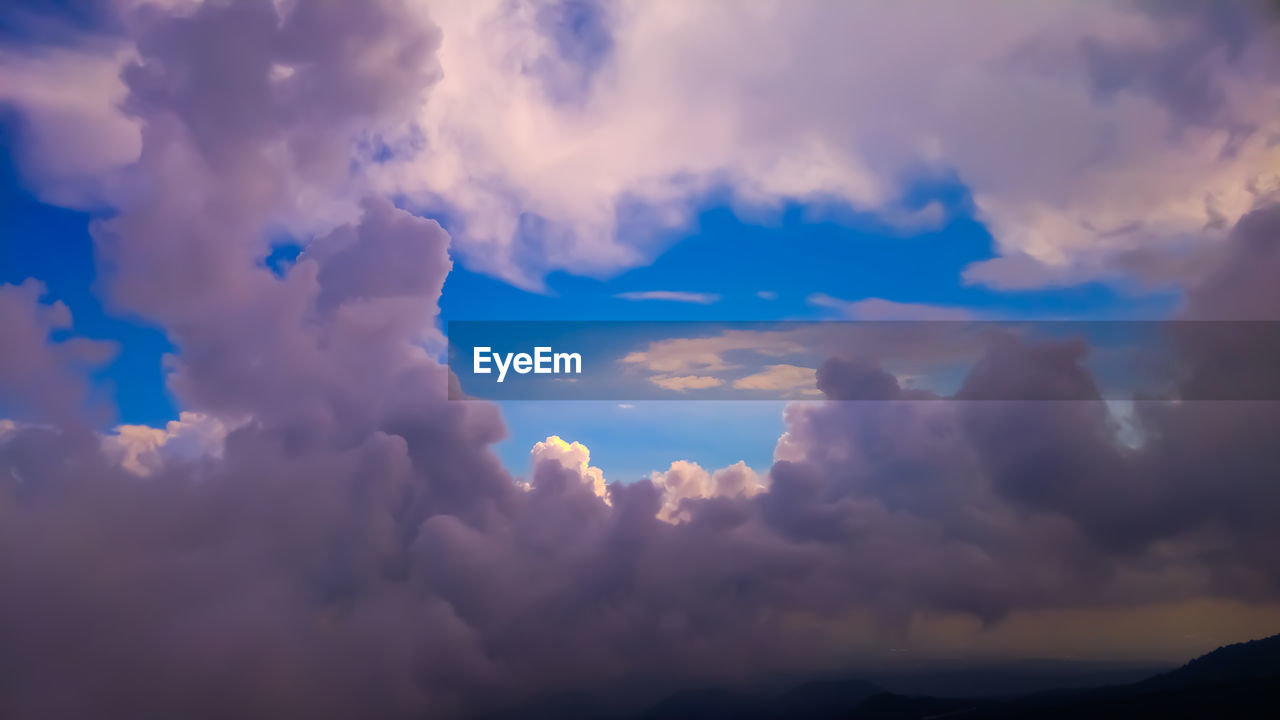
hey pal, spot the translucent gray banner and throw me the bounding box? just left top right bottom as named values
left=447, top=321, right=1280, bottom=401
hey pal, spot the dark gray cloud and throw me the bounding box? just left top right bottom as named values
left=1082, top=1, right=1278, bottom=130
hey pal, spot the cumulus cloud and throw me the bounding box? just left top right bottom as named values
left=365, top=0, right=1280, bottom=289
left=648, top=459, right=766, bottom=523
left=530, top=434, right=608, bottom=498
left=529, top=436, right=767, bottom=523
left=10, top=2, right=1280, bottom=294
left=101, top=411, right=231, bottom=476
left=4, top=2, right=1279, bottom=293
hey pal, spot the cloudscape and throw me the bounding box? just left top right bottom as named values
left=2, top=1, right=1280, bottom=718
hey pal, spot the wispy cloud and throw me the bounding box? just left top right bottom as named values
left=621, top=330, right=804, bottom=374
left=732, top=364, right=819, bottom=395
left=649, top=375, right=723, bottom=391
left=616, top=291, right=720, bottom=304
left=808, top=294, right=974, bottom=321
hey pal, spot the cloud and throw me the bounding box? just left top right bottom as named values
left=101, top=411, right=231, bottom=476
left=364, top=0, right=1280, bottom=290
left=0, top=279, right=115, bottom=425
left=733, top=364, right=820, bottom=395
left=617, top=326, right=997, bottom=399
left=7, top=188, right=1280, bottom=720
left=621, top=329, right=805, bottom=374
left=756, top=290, right=778, bottom=300
left=649, top=374, right=723, bottom=392
left=8, top=2, right=1278, bottom=293
left=809, top=294, right=975, bottom=321
left=1185, top=201, right=1280, bottom=320
left=615, top=290, right=720, bottom=304
left=530, top=434, right=608, bottom=498
left=649, top=459, right=766, bottom=523
left=0, top=43, right=143, bottom=204
left=529, top=436, right=768, bottom=521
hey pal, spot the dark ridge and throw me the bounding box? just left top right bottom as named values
left=1134, top=633, right=1280, bottom=692
left=850, top=633, right=1280, bottom=719
left=630, top=633, right=1280, bottom=720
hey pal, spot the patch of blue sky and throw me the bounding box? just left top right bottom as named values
left=440, top=176, right=1181, bottom=324
left=1, top=118, right=175, bottom=426
left=493, top=400, right=786, bottom=484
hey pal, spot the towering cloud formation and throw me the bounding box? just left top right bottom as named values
left=2, top=1, right=1280, bottom=718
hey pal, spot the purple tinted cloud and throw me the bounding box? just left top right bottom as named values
left=2, top=1, right=1280, bottom=718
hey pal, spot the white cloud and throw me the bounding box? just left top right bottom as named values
left=526, top=441, right=767, bottom=523
left=615, top=290, right=720, bottom=304
left=0, top=44, right=142, bottom=204
left=733, top=364, right=819, bottom=395
left=6, top=3, right=1276, bottom=292
left=530, top=435, right=608, bottom=498
left=621, top=329, right=805, bottom=374
left=649, top=375, right=722, bottom=392
left=649, top=460, right=766, bottom=523
left=101, top=412, right=231, bottom=476
left=369, top=0, right=1280, bottom=290
left=808, top=295, right=975, bottom=321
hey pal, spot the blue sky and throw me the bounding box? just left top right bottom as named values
left=1, top=118, right=176, bottom=426
left=434, top=178, right=1179, bottom=477
left=3, top=111, right=1180, bottom=478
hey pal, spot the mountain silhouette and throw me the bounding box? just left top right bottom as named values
left=850, top=633, right=1280, bottom=719
left=1134, top=632, right=1280, bottom=692
left=632, top=633, right=1280, bottom=719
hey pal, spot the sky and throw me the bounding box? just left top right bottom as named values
left=2, top=1, right=1280, bottom=718
left=1, top=128, right=1184, bottom=478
